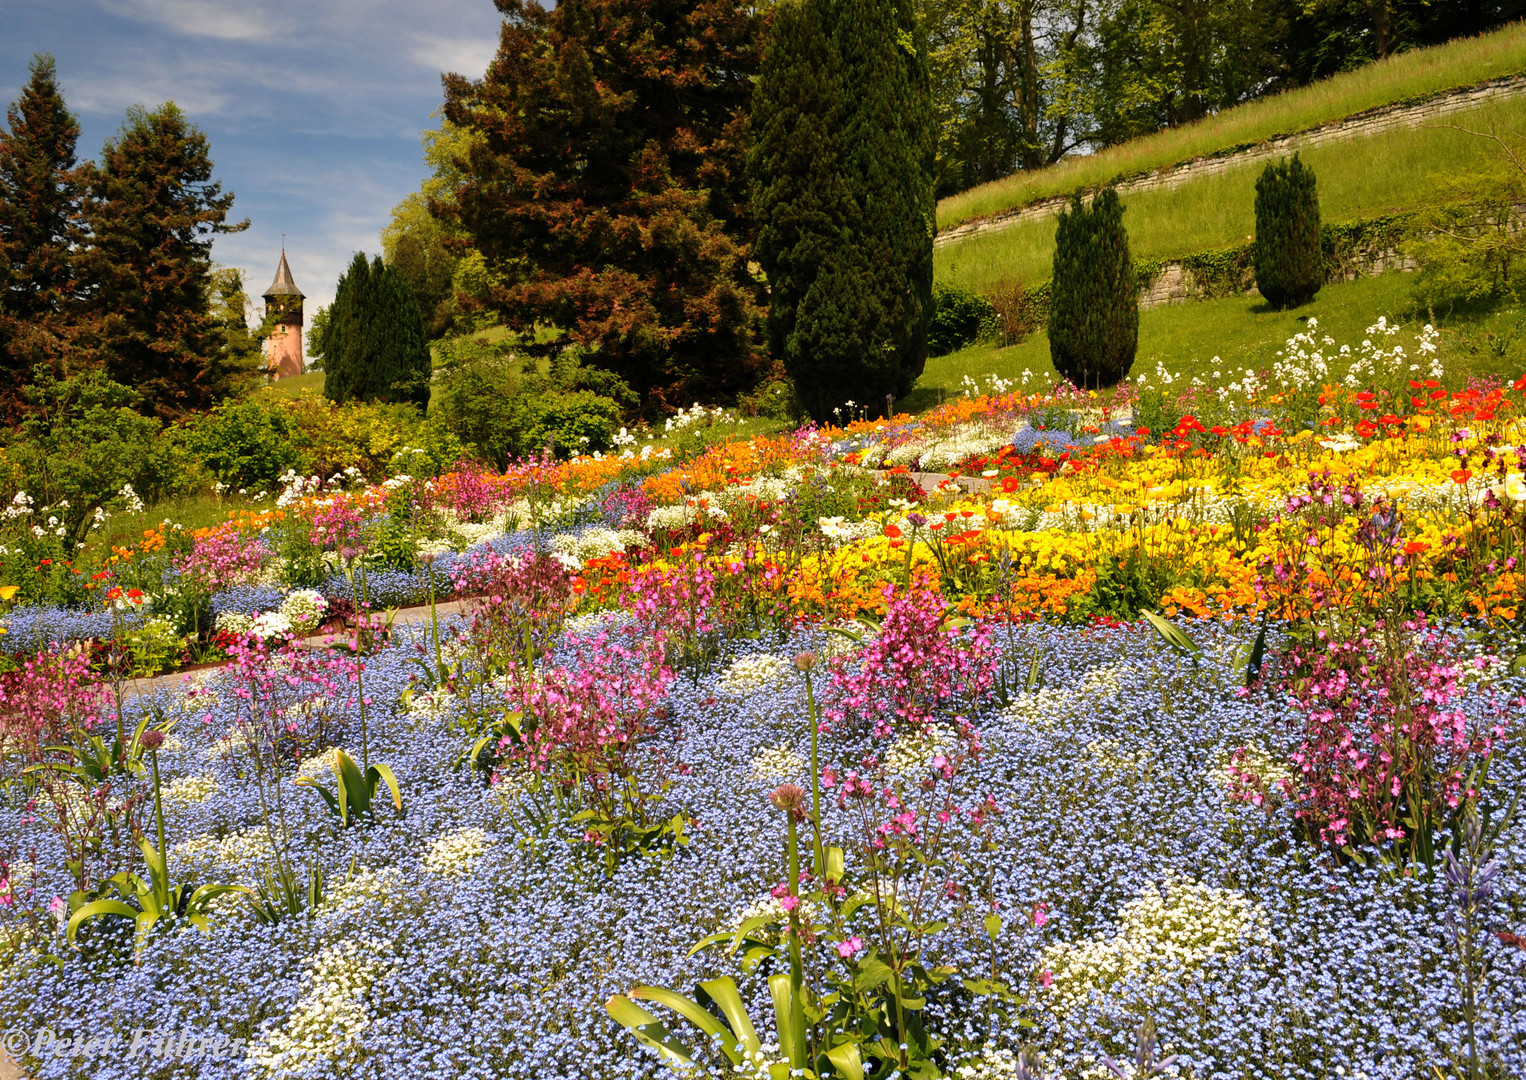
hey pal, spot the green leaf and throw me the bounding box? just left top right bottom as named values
left=1245, top=614, right=1269, bottom=686
left=604, top=995, right=696, bottom=1066
left=370, top=762, right=403, bottom=812
left=1142, top=609, right=1200, bottom=656
left=824, top=1040, right=866, bottom=1080
left=853, top=955, right=894, bottom=993
left=696, top=978, right=760, bottom=1057
left=628, top=986, right=738, bottom=1061
left=66, top=898, right=140, bottom=943
left=983, top=912, right=1002, bottom=941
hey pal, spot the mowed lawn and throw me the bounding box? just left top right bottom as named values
left=904, top=273, right=1526, bottom=410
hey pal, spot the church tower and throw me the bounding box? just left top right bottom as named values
left=262, top=249, right=305, bottom=379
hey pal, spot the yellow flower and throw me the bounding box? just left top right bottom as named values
left=0, top=585, right=17, bottom=602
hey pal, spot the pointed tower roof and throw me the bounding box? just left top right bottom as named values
left=262, top=250, right=304, bottom=299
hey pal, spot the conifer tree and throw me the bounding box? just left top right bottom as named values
left=0, top=53, right=82, bottom=402
left=321, top=253, right=431, bottom=409
left=1047, top=186, right=1137, bottom=389
left=79, top=103, right=251, bottom=418
left=1254, top=153, right=1322, bottom=310
left=442, top=0, right=764, bottom=412
left=750, top=0, right=935, bottom=421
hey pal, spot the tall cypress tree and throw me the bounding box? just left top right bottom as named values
left=322, top=253, right=431, bottom=409
left=0, top=54, right=82, bottom=403
left=79, top=103, right=251, bottom=418
left=1253, top=153, right=1322, bottom=310
left=751, top=0, right=935, bottom=421
left=1047, top=186, right=1138, bottom=390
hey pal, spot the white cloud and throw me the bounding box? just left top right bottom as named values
left=106, top=0, right=284, bottom=42
left=410, top=33, right=497, bottom=79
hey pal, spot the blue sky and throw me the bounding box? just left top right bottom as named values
left=0, top=0, right=503, bottom=336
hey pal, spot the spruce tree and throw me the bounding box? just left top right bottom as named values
left=79, top=103, right=251, bottom=418
left=441, top=0, right=764, bottom=412
left=1254, top=153, right=1322, bottom=310
left=0, top=54, right=82, bottom=404
left=322, top=253, right=431, bottom=409
left=751, top=0, right=936, bottom=422
left=1047, top=186, right=1138, bottom=390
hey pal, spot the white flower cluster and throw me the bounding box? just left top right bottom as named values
left=423, top=827, right=490, bottom=877
left=216, top=590, right=327, bottom=640
left=249, top=936, right=396, bottom=1079
left=548, top=527, right=645, bottom=569
left=883, top=724, right=957, bottom=776
left=817, top=516, right=879, bottom=544
left=3, top=491, right=33, bottom=519
left=884, top=420, right=1012, bottom=471
left=1040, top=877, right=1270, bottom=1016
left=119, top=483, right=144, bottom=514
left=1210, top=743, right=1293, bottom=792
left=952, top=1044, right=1043, bottom=1080
left=747, top=744, right=805, bottom=781
left=664, top=402, right=737, bottom=434
left=162, top=773, right=219, bottom=808
left=718, top=653, right=793, bottom=694
left=274, top=470, right=324, bottom=508
left=1084, top=736, right=1147, bottom=773
left=730, top=891, right=825, bottom=945
left=646, top=498, right=729, bottom=532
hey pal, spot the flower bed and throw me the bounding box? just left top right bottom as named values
left=0, top=320, right=1523, bottom=1079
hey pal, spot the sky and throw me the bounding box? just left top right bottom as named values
left=0, top=0, right=504, bottom=340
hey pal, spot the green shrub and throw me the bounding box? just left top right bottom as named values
left=1047, top=186, right=1138, bottom=389
left=927, top=285, right=996, bottom=356
left=1253, top=154, right=1322, bottom=310
left=536, top=390, right=621, bottom=456
left=277, top=391, right=425, bottom=481
left=432, top=335, right=631, bottom=468
left=5, top=368, right=159, bottom=545
left=185, top=397, right=300, bottom=490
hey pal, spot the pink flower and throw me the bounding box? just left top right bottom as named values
left=1039, top=969, right=1053, bottom=988
left=836, top=936, right=863, bottom=958
left=779, top=895, right=800, bottom=913
left=1032, top=903, right=1048, bottom=928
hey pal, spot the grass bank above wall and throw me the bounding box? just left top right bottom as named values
left=935, top=96, right=1526, bottom=296
left=937, top=20, right=1526, bottom=231
left=905, top=273, right=1526, bottom=409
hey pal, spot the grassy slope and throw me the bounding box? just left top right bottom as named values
left=905, top=273, right=1526, bottom=410
left=935, top=95, right=1526, bottom=295
left=937, top=21, right=1526, bottom=231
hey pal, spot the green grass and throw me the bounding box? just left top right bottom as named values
left=266, top=370, right=325, bottom=398
left=936, top=96, right=1526, bottom=295
left=937, top=21, right=1526, bottom=232
left=904, top=273, right=1526, bottom=411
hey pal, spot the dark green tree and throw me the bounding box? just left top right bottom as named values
left=321, top=253, right=432, bottom=409
left=441, top=0, right=765, bottom=413
left=1047, top=186, right=1137, bottom=389
left=1253, top=153, right=1322, bottom=310
left=0, top=54, right=82, bottom=405
left=751, top=0, right=936, bottom=422
left=78, top=103, right=251, bottom=418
